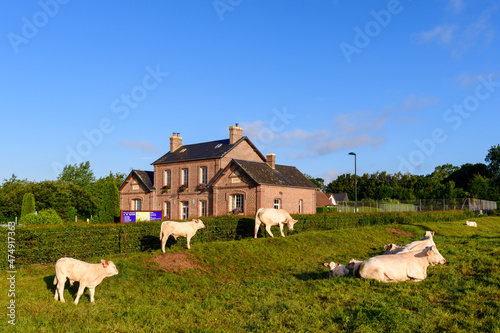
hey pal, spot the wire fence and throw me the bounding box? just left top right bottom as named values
left=332, top=198, right=497, bottom=214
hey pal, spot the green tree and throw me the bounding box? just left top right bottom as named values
left=304, top=174, right=325, bottom=192
left=21, top=193, right=36, bottom=220
left=57, top=161, right=96, bottom=188
left=0, top=175, right=31, bottom=218
left=485, top=144, right=500, bottom=180
left=98, top=182, right=120, bottom=223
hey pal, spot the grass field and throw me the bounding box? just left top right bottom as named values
left=2, top=216, right=499, bottom=332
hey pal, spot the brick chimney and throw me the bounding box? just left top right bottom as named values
left=266, top=153, right=276, bottom=169
left=229, top=123, right=243, bottom=144
left=170, top=132, right=182, bottom=152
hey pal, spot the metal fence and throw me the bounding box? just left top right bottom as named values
left=333, top=198, right=497, bottom=214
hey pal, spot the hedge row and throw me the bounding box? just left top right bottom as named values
left=0, top=210, right=475, bottom=268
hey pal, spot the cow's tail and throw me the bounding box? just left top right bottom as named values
left=255, top=208, right=264, bottom=226
left=159, top=222, right=166, bottom=240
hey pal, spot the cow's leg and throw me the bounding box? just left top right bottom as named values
left=279, top=222, right=285, bottom=237
left=57, top=279, right=66, bottom=303
left=186, top=235, right=191, bottom=249
left=161, top=234, right=170, bottom=253
left=254, top=222, right=260, bottom=238
left=89, top=287, right=96, bottom=303
left=54, top=279, right=60, bottom=301
left=74, top=284, right=86, bottom=305
left=265, top=225, right=274, bottom=238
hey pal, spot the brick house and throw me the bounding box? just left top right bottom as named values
left=119, top=125, right=317, bottom=219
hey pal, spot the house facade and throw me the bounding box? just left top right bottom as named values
left=119, top=125, right=317, bottom=219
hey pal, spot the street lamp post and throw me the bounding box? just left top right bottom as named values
left=348, top=152, right=357, bottom=213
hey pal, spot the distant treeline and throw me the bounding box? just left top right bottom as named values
left=307, top=145, right=500, bottom=203
left=0, top=162, right=125, bottom=220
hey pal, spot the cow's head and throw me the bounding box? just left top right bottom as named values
left=101, top=259, right=119, bottom=276
left=345, top=259, right=361, bottom=271
left=423, top=231, right=435, bottom=239
left=195, top=219, right=206, bottom=229
left=426, top=245, right=446, bottom=265
left=287, top=218, right=298, bottom=231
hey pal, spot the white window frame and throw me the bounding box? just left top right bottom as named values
left=133, top=199, right=142, bottom=211
left=182, top=169, right=189, bottom=186
left=164, top=170, right=171, bottom=186
left=200, top=166, right=208, bottom=184
left=200, top=200, right=207, bottom=217
left=164, top=201, right=171, bottom=219
left=181, top=201, right=189, bottom=220
left=231, top=194, right=244, bottom=212
left=274, top=198, right=281, bottom=209
left=299, top=199, right=303, bottom=214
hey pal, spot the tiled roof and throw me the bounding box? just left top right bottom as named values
left=120, top=170, right=155, bottom=192
left=152, top=137, right=264, bottom=165
left=134, top=170, right=155, bottom=191
left=316, top=191, right=333, bottom=207
left=228, top=159, right=317, bottom=189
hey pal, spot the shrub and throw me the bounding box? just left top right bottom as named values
left=21, top=193, right=36, bottom=221
left=21, top=208, right=64, bottom=225
left=99, top=182, right=120, bottom=223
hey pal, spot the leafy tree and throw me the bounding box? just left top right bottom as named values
left=469, top=174, right=492, bottom=200
left=304, top=174, right=325, bottom=191
left=485, top=144, right=500, bottom=180
left=432, top=164, right=459, bottom=181
left=98, top=182, right=120, bottom=223
left=21, top=193, right=36, bottom=220
left=57, top=161, right=96, bottom=188
left=445, top=163, right=491, bottom=192
left=0, top=175, right=30, bottom=217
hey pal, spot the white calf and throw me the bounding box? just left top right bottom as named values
left=160, top=219, right=205, bottom=251
left=323, top=262, right=349, bottom=277
left=53, top=258, right=119, bottom=304
left=254, top=208, right=298, bottom=238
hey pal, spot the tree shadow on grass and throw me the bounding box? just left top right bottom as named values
left=235, top=218, right=256, bottom=239
left=140, top=235, right=161, bottom=251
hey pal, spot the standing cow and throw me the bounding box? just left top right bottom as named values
left=160, top=219, right=205, bottom=251
left=53, top=258, right=119, bottom=304
left=254, top=208, right=298, bottom=238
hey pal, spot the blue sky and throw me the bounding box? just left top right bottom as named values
left=1, top=0, right=499, bottom=183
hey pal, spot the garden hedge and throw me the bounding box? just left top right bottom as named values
left=0, top=210, right=475, bottom=268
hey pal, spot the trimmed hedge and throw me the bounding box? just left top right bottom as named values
left=0, top=210, right=475, bottom=268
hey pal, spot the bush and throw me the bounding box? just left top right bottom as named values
left=21, top=193, right=36, bottom=220
left=21, top=208, right=64, bottom=225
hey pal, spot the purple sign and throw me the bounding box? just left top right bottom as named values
left=122, top=211, right=162, bottom=223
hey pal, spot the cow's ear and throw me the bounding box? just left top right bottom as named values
left=431, top=232, right=435, bottom=236
left=323, top=263, right=329, bottom=267
left=335, top=263, right=340, bottom=267
left=101, top=259, right=109, bottom=267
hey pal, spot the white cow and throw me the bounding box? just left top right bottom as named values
left=345, top=258, right=363, bottom=276
left=403, top=231, right=435, bottom=252
left=466, top=220, right=477, bottom=227
left=160, top=219, right=205, bottom=251
left=53, top=258, right=119, bottom=304
left=357, top=245, right=446, bottom=282
left=383, top=243, right=409, bottom=255
left=254, top=208, right=298, bottom=238
left=323, top=262, right=349, bottom=277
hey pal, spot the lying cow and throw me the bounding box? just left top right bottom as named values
left=254, top=208, right=298, bottom=238
left=357, top=245, right=446, bottom=282
left=345, top=258, right=363, bottom=276
left=160, top=219, right=205, bottom=251
left=383, top=243, right=408, bottom=255
left=54, top=257, right=119, bottom=304
left=466, top=221, right=477, bottom=227
left=403, top=231, right=435, bottom=252
left=323, top=261, right=349, bottom=277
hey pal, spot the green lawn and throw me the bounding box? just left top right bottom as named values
left=2, top=217, right=499, bottom=332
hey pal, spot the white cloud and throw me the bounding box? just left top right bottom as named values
left=119, top=139, right=159, bottom=153
left=412, top=24, right=458, bottom=45
left=402, top=95, right=439, bottom=111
